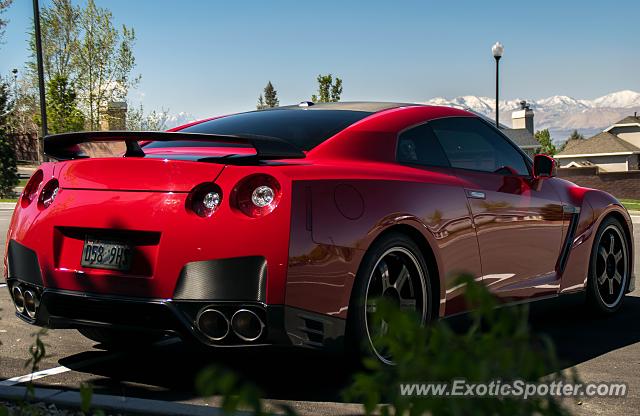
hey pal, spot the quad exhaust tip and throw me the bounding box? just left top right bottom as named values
left=12, top=285, right=25, bottom=314
left=196, top=308, right=229, bottom=341
left=231, top=309, right=264, bottom=342
left=23, top=290, right=38, bottom=319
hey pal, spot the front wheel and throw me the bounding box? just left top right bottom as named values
left=586, top=217, right=630, bottom=314
left=346, top=233, right=432, bottom=365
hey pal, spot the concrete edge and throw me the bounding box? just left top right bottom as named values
left=628, top=210, right=640, bottom=216
left=0, top=385, right=253, bottom=416
left=0, top=202, right=16, bottom=211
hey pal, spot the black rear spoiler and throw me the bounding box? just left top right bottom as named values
left=43, top=131, right=306, bottom=161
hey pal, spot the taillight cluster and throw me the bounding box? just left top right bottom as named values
left=20, top=170, right=60, bottom=210
left=187, top=174, right=282, bottom=218
left=20, top=170, right=43, bottom=208
left=233, top=174, right=281, bottom=218
left=187, top=183, right=223, bottom=217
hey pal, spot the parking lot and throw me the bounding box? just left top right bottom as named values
left=1, top=210, right=639, bottom=415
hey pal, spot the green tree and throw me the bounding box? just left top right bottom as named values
left=263, top=81, right=279, bottom=108
left=44, top=75, right=84, bottom=133
left=0, top=0, right=13, bottom=46
left=534, top=129, right=556, bottom=155
left=256, top=94, right=265, bottom=110
left=0, top=81, right=18, bottom=197
left=28, top=0, right=79, bottom=85
left=126, top=103, right=169, bottom=131
left=75, top=0, right=139, bottom=130
left=29, top=0, right=139, bottom=130
left=311, top=74, right=342, bottom=102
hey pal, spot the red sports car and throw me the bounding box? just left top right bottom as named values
left=4, top=102, right=635, bottom=364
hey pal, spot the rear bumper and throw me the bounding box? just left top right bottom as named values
left=5, top=275, right=346, bottom=350
left=5, top=237, right=346, bottom=349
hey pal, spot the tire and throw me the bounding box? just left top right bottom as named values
left=346, top=232, right=433, bottom=365
left=78, top=327, right=164, bottom=349
left=586, top=217, right=630, bottom=314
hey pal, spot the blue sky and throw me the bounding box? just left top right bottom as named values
left=1, top=0, right=639, bottom=118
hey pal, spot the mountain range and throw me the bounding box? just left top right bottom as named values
left=424, top=90, right=640, bottom=143
left=163, top=90, right=640, bottom=144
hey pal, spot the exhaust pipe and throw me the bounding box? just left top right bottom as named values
left=196, top=308, right=229, bottom=341
left=12, top=285, right=25, bottom=314
left=231, top=309, right=264, bottom=342
left=23, top=290, right=38, bottom=319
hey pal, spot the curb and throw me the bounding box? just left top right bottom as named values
left=0, top=385, right=252, bottom=416
left=0, top=202, right=16, bottom=211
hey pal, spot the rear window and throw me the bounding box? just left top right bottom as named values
left=144, top=109, right=372, bottom=151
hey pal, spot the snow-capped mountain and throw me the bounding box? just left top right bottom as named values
left=424, top=90, right=640, bottom=142
left=164, top=112, right=198, bottom=129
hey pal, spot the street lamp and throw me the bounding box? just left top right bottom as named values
left=33, top=0, right=48, bottom=163
left=492, top=41, right=504, bottom=128
left=11, top=69, right=18, bottom=101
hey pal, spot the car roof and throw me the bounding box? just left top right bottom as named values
left=274, top=101, right=424, bottom=113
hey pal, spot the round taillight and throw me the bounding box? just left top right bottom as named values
left=21, top=170, right=44, bottom=208
left=38, top=179, right=59, bottom=209
left=188, top=183, right=223, bottom=217
left=234, top=174, right=281, bottom=217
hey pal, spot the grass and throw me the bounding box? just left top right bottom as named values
left=0, top=198, right=18, bottom=203
left=619, top=199, right=640, bottom=212
left=18, top=179, right=28, bottom=187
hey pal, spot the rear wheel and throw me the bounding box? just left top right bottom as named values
left=586, top=217, right=630, bottom=314
left=347, top=233, right=432, bottom=365
left=78, top=327, right=164, bottom=349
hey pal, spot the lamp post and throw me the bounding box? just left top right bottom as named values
left=492, top=42, right=504, bottom=128
left=33, top=0, right=48, bottom=162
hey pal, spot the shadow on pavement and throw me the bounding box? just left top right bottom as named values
left=52, top=293, right=640, bottom=404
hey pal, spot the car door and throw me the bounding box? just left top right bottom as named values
left=396, top=122, right=483, bottom=314
left=429, top=117, right=565, bottom=301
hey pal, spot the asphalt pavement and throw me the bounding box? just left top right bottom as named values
left=1, top=209, right=639, bottom=415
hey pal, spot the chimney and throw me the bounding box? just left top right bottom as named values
left=101, top=101, right=128, bottom=130
left=511, top=100, right=534, bottom=134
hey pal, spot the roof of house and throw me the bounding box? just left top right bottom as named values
left=555, top=131, right=640, bottom=157
left=612, top=115, right=640, bottom=125
left=502, top=128, right=539, bottom=148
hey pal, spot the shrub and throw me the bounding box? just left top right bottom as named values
left=344, top=274, right=578, bottom=415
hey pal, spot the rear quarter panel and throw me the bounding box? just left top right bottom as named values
left=284, top=162, right=481, bottom=319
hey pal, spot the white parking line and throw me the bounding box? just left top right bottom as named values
left=0, top=283, right=6, bottom=288
left=0, top=366, right=70, bottom=387
left=0, top=337, right=179, bottom=387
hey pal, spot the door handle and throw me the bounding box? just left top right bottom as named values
left=466, top=190, right=486, bottom=200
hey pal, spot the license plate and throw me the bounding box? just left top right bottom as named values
left=81, top=237, right=132, bottom=271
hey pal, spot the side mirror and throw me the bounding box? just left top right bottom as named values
left=533, top=154, right=556, bottom=178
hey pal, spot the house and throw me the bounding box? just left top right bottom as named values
left=555, top=115, right=640, bottom=172
left=501, top=101, right=540, bottom=156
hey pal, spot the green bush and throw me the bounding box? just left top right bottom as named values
left=344, top=274, right=578, bottom=415
left=0, top=81, right=18, bottom=198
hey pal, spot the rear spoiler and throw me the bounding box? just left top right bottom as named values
left=43, top=131, right=306, bottom=161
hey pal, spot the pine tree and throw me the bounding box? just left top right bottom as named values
left=0, top=80, right=18, bottom=197
left=45, top=75, right=85, bottom=133
left=256, top=94, right=266, bottom=110
left=534, top=129, right=556, bottom=156
left=568, top=129, right=585, bottom=141
left=263, top=81, right=279, bottom=108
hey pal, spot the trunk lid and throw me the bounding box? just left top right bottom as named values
left=58, top=157, right=224, bottom=192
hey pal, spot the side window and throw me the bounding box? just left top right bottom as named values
left=430, top=117, right=530, bottom=176
left=397, top=123, right=450, bottom=168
